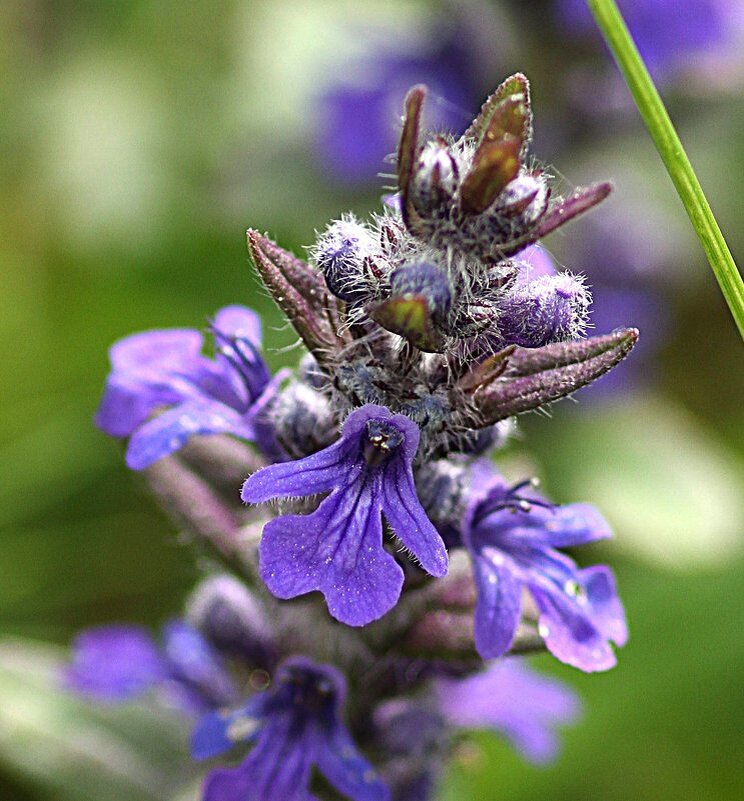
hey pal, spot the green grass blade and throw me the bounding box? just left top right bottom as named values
left=586, top=0, right=744, bottom=340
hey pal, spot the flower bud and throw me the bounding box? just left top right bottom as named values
left=498, top=272, right=590, bottom=347
left=373, top=700, right=448, bottom=801
left=297, top=352, right=326, bottom=389
left=415, top=459, right=469, bottom=546
left=454, top=418, right=516, bottom=456
left=313, top=216, right=378, bottom=303
left=186, top=574, right=276, bottom=670
left=492, top=171, right=549, bottom=222
left=371, top=262, right=453, bottom=351
left=410, top=140, right=460, bottom=217
left=271, top=380, right=336, bottom=458
left=389, top=261, right=452, bottom=323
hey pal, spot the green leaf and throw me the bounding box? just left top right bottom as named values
left=0, top=639, right=200, bottom=801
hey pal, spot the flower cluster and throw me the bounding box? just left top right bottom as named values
left=67, top=75, right=638, bottom=801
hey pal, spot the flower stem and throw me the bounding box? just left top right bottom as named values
left=585, top=0, right=744, bottom=340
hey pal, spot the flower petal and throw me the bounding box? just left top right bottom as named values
left=259, top=484, right=404, bottom=626
left=95, top=372, right=188, bottom=437
left=126, top=400, right=252, bottom=470
left=96, top=327, right=236, bottom=438
left=241, top=437, right=355, bottom=503
left=63, top=625, right=167, bottom=701
left=437, top=660, right=581, bottom=765
left=109, top=329, right=205, bottom=371
left=203, top=716, right=317, bottom=801
left=526, top=503, right=613, bottom=548
left=317, top=721, right=391, bottom=801
left=529, top=581, right=617, bottom=672
left=162, top=620, right=238, bottom=706
left=212, top=305, right=262, bottom=345
left=580, top=566, right=628, bottom=647
left=191, top=698, right=264, bottom=760
left=471, top=550, right=523, bottom=659
left=381, top=456, right=447, bottom=577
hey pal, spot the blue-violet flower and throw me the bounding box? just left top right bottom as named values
left=241, top=404, right=448, bottom=626
left=63, top=620, right=238, bottom=713
left=192, top=657, right=389, bottom=801
left=436, top=658, right=581, bottom=764
left=95, top=305, right=283, bottom=469
left=463, top=475, right=628, bottom=671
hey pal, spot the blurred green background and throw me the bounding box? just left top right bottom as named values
left=0, top=1, right=742, bottom=799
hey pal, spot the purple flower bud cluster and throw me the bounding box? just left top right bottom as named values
left=68, top=75, right=639, bottom=801
left=312, top=77, right=601, bottom=358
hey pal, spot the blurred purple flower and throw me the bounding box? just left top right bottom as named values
left=64, top=621, right=238, bottom=713
left=242, top=404, right=448, bottom=626
left=192, top=657, right=389, bottom=801
left=463, top=473, right=628, bottom=672
left=96, top=305, right=284, bottom=469
left=555, top=191, right=689, bottom=396
left=437, top=658, right=581, bottom=763
left=372, top=700, right=448, bottom=801
left=314, top=14, right=502, bottom=186
left=556, top=0, right=734, bottom=79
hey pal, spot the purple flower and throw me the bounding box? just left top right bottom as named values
left=241, top=404, right=448, bottom=626
left=462, top=474, right=628, bottom=672
left=314, top=38, right=476, bottom=186
left=63, top=621, right=238, bottom=713
left=556, top=0, right=733, bottom=79
left=192, top=657, right=389, bottom=801
left=436, top=659, right=581, bottom=764
left=95, top=305, right=284, bottom=469
left=372, top=700, right=448, bottom=801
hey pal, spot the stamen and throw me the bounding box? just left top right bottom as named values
left=474, top=476, right=554, bottom=525
left=211, top=326, right=266, bottom=403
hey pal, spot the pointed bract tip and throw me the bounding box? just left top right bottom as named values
left=464, top=327, right=639, bottom=425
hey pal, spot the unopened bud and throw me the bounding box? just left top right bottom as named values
left=372, top=262, right=452, bottom=351
left=389, top=262, right=452, bottom=323
left=271, top=380, right=337, bottom=458
left=498, top=272, right=590, bottom=347
left=186, top=574, right=276, bottom=670
left=298, top=353, right=327, bottom=390
left=410, top=140, right=460, bottom=217
left=415, top=460, right=469, bottom=546
left=492, top=171, right=548, bottom=221
left=313, top=216, right=378, bottom=304
left=453, top=418, right=516, bottom=456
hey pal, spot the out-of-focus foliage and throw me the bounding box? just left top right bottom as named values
left=0, top=0, right=742, bottom=799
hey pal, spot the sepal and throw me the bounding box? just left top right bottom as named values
left=461, top=72, right=532, bottom=151
left=458, top=328, right=639, bottom=425
left=397, top=85, right=426, bottom=232
left=247, top=230, right=349, bottom=367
